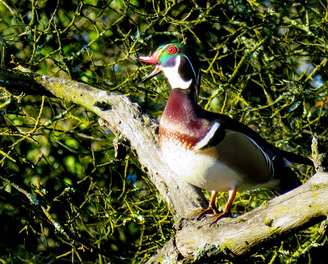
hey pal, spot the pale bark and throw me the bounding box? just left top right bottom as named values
left=1, top=66, right=326, bottom=263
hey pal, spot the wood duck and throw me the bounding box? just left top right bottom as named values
left=138, top=43, right=313, bottom=225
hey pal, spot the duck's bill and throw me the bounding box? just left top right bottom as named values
left=140, top=64, right=162, bottom=83
left=138, top=48, right=165, bottom=82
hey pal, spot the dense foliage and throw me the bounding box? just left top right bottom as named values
left=0, top=0, right=327, bottom=263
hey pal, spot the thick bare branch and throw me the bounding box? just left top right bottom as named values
left=1, top=66, right=326, bottom=264
left=148, top=172, right=328, bottom=263
left=0, top=66, right=207, bottom=222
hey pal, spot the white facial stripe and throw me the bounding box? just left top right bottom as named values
left=193, top=122, right=220, bottom=151
left=182, top=54, right=199, bottom=86
left=162, top=56, right=192, bottom=89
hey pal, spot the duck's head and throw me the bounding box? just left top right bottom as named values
left=139, top=43, right=201, bottom=100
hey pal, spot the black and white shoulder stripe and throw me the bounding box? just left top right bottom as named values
left=193, top=122, right=224, bottom=151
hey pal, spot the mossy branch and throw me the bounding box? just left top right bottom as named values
left=1, top=66, right=327, bottom=263
left=148, top=172, right=328, bottom=263
left=0, top=66, right=208, bottom=223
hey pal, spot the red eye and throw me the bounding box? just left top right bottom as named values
left=167, top=46, right=177, bottom=55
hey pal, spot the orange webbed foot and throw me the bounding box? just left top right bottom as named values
left=188, top=189, right=236, bottom=226
left=200, top=212, right=228, bottom=226
left=188, top=206, right=218, bottom=221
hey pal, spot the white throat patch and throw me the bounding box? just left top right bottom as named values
left=162, top=56, right=192, bottom=89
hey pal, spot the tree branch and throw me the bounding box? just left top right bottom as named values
left=1, top=66, right=326, bottom=263
left=0, top=66, right=207, bottom=222
left=150, top=172, right=328, bottom=263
